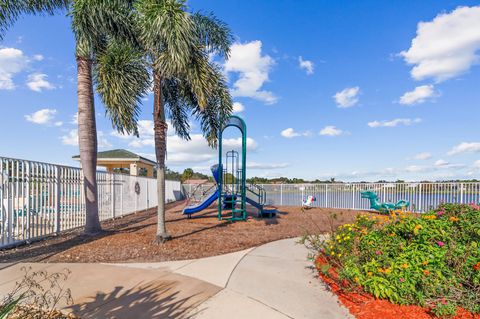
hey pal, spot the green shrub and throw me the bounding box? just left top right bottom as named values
left=311, top=203, right=480, bottom=316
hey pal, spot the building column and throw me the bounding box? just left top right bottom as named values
left=130, top=163, right=138, bottom=176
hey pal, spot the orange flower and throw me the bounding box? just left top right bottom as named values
left=423, top=270, right=430, bottom=275
left=402, top=263, right=409, bottom=269
left=449, top=217, right=459, bottom=222
left=422, top=260, right=429, bottom=266
left=474, top=262, right=480, bottom=271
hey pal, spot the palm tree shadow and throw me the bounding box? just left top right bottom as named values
left=68, top=281, right=205, bottom=319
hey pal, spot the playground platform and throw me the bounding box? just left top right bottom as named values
left=0, top=238, right=352, bottom=318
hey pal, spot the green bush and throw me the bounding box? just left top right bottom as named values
left=311, top=203, right=480, bottom=317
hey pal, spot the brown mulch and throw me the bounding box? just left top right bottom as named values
left=0, top=201, right=372, bottom=263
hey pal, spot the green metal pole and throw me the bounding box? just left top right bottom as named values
left=242, top=122, right=247, bottom=220
left=217, top=129, right=223, bottom=220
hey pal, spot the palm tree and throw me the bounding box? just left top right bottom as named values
left=135, top=0, right=234, bottom=242
left=0, top=1, right=149, bottom=235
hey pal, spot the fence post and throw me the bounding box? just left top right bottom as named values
left=55, top=166, right=61, bottom=234
left=418, top=184, right=423, bottom=213
left=111, top=174, right=116, bottom=219
left=460, top=182, right=464, bottom=204
left=301, top=185, right=305, bottom=205
left=325, top=184, right=328, bottom=208
left=25, top=162, right=31, bottom=241
left=280, top=184, right=283, bottom=206
left=352, top=184, right=355, bottom=210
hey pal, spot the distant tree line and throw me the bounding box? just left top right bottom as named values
left=244, top=177, right=480, bottom=184
left=164, top=168, right=212, bottom=183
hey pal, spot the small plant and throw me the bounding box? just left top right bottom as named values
left=0, top=296, right=22, bottom=319
left=0, top=266, right=74, bottom=318
left=307, top=203, right=480, bottom=317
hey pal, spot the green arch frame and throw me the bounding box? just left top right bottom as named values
left=217, top=116, right=247, bottom=221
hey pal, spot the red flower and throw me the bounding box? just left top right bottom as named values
left=474, top=262, right=480, bottom=271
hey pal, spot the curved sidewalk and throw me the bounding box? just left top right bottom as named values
left=0, top=238, right=352, bottom=319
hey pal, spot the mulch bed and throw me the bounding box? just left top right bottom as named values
left=315, top=256, right=480, bottom=319
left=0, top=201, right=371, bottom=263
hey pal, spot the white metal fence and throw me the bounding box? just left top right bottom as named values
left=0, top=157, right=183, bottom=249
left=183, top=182, right=480, bottom=212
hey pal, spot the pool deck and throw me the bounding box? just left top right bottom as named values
left=0, top=238, right=352, bottom=319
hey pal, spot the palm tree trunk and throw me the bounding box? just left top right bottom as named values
left=153, top=70, right=171, bottom=243
left=77, top=55, right=101, bottom=234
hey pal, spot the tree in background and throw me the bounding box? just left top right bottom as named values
left=181, top=168, right=194, bottom=182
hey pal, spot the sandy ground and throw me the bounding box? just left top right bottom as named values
left=0, top=201, right=372, bottom=263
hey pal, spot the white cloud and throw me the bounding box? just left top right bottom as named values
left=434, top=159, right=465, bottom=169
left=25, top=108, right=62, bottom=126
left=0, top=48, right=28, bottom=90
left=165, top=134, right=258, bottom=165
left=410, top=152, right=432, bottom=160
left=247, top=162, right=289, bottom=169
left=448, top=142, right=480, bottom=155
left=111, top=131, right=133, bottom=140
left=232, top=102, right=245, bottom=113
left=61, top=129, right=111, bottom=148
left=368, top=118, right=421, bottom=128
left=399, top=85, right=438, bottom=105
left=280, top=128, right=311, bottom=138
left=26, top=73, right=55, bottom=92
left=61, top=129, right=78, bottom=146
left=333, top=87, right=360, bottom=108
left=122, top=120, right=176, bottom=146
left=400, top=6, right=480, bottom=82
left=405, top=165, right=429, bottom=173
left=128, top=138, right=154, bottom=148
left=319, top=126, right=344, bottom=136
left=71, top=113, right=78, bottom=124
left=434, top=159, right=449, bottom=167
left=124, top=124, right=258, bottom=166
left=224, top=41, right=277, bottom=104
left=473, top=160, right=480, bottom=168
left=32, top=54, right=44, bottom=61
left=298, top=56, right=314, bottom=75
left=137, top=120, right=155, bottom=136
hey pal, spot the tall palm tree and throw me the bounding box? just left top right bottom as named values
left=135, top=0, right=234, bottom=242
left=0, top=1, right=149, bottom=235
left=71, top=1, right=150, bottom=234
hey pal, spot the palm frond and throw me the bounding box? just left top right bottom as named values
left=94, top=40, right=150, bottom=136
left=71, top=0, right=139, bottom=57
left=192, top=11, right=233, bottom=59
left=136, top=0, right=196, bottom=77
left=0, top=0, right=69, bottom=40
left=162, top=77, right=191, bottom=140
left=171, top=61, right=232, bottom=147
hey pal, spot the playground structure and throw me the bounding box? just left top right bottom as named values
left=302, top=195, right=316, bottom=209
left=361, top=190, right=409, bottom=213
left=183, top=116, right=275, bottom=220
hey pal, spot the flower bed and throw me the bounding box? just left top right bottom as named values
left=307, top=203, right=480, bottom=318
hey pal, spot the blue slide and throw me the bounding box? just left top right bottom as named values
left=183, top=164, right=221, bottom=215
left=246, top=197, right=263, bottom=211
left=183, top=191, right=219, bottom=215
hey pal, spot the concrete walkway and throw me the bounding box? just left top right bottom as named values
left=0, top=238, right=352, bottom=319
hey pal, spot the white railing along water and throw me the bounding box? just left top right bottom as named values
left=183, top=182, right=480, bottom=212
left=0, top=157, right=182, bottom=249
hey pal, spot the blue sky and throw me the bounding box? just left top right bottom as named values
left=1, top=0, right=480, bottom=181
